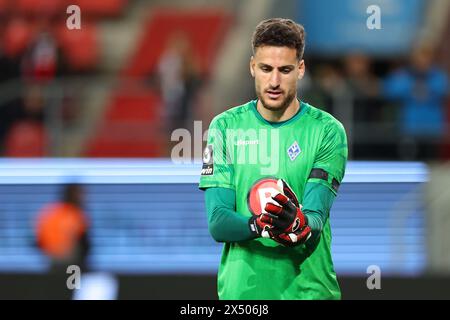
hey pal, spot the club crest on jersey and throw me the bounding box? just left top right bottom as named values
left=201, top=145, right=213, bottom=176
left=287, top=141, right=301, bottom=161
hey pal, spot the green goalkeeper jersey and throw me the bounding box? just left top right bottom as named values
left=199, top=99, right=348, bottom=300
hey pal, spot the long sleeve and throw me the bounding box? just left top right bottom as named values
left=302, top=181, right=337, bottom=242
left=204, top=187, right=255, bottom=243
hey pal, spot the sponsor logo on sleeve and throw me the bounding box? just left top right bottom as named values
left=201, top=145, right=214, bottom=176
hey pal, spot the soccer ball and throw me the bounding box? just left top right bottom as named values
left=247, top=177, right=283, bottom=216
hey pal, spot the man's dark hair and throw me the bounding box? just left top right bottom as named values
left=252, top=18, right=305, bottom=60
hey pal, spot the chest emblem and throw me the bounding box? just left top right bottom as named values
left=287, top=141, right=301, bottom=161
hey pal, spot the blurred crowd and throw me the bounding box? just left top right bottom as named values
left=0, top=10, right=448, bottom=162
left=301, top=44, right=449, bottom=161
left=1, top=27, right=448, bottom=162
left=152, top=35, right=450, bottom=162
left=0, top=19, right=87, bottom=157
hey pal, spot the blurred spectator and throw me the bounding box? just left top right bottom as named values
left=157, top=33, right=202, bottom=133
left=343, top=52, right=381, bottom=123
left=383, top=44, right=449, bottom=160
left=313, top=63, right=345, bottom=114
left=297, top=70, right=327, bottom=110
left=21, top=25, right=67, bottom=83
left=35, top=184, right=90, bottom=274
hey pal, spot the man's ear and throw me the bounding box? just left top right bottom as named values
left=250, top=56, right=255, bottom=77
left=298, top=59, right=305, bottom=80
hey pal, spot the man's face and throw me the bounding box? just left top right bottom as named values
left=250, top=46, right=305, bottom=111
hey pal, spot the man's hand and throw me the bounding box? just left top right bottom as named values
left=265, top=192, right=306, bottom=233
left=248, top=213, right=277, bottom=239
left=270, top=225, right=312, bottom=247
left=263, top=179, right=312, bottom=246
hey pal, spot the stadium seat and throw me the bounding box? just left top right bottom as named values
left=84, top=125, right=166, bottom=157
left=0, top=0, right=10, bottom=16
left=85, top=8, right=232, bottom=157
left=83, top=88, right=166, bottom=157
left=4, top=121, right=48, bottom=157
left=2, top=18, right=35, bottom=57
left=124, top=8, right=232, bottom=78
left=71, top=0, right=127, bottom=18
left=103, top=85, right=161, bottom=122
left=16, top=0, right=65, bottom=17
left=55, top=23, right=99, bottom=71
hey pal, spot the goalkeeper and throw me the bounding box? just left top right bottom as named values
left=199, top=18, right=348, bottom=299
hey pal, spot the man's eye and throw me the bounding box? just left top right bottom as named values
left=281, top=69, right=291, bottom=74
left=261, top=67, right=271, bottom=72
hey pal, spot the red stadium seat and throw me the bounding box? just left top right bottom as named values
left=84, top=124, right=166, bottom=157
left=103, top=85, right=161, bottom=121
left=71, top=0, right=127, bottom=18
left=124, top=8, right=232, bottom=79
left=16, top=0, right=65, bottom=17
left=55, top=23, right=99, bottom=71
left=0, top=0, right=10, bottom=15
left=2, top=18, right=35, bottom=57
left=4, top=121, right=48, bottom=157
left=83, top=88, right=166, bottom=157
left=85, top=9, right=232, bottom=158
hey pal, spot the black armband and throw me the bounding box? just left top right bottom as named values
left=308, top=168, right=340, bottom=193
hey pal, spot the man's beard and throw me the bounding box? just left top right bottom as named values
left=257, top=89, right=296, bottom=113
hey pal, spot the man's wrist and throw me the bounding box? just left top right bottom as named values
left=248, top=216, right=260, bottom=237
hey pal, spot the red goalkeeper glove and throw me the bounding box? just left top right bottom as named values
left=248, top=213, right=277, bottom=239
left=264, top=179, right=312, bottom=246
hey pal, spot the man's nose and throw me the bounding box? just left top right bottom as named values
left=269, top=70, right=281, bottom=88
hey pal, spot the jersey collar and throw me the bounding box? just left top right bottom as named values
left=251, top=99, right=309, bottom=127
